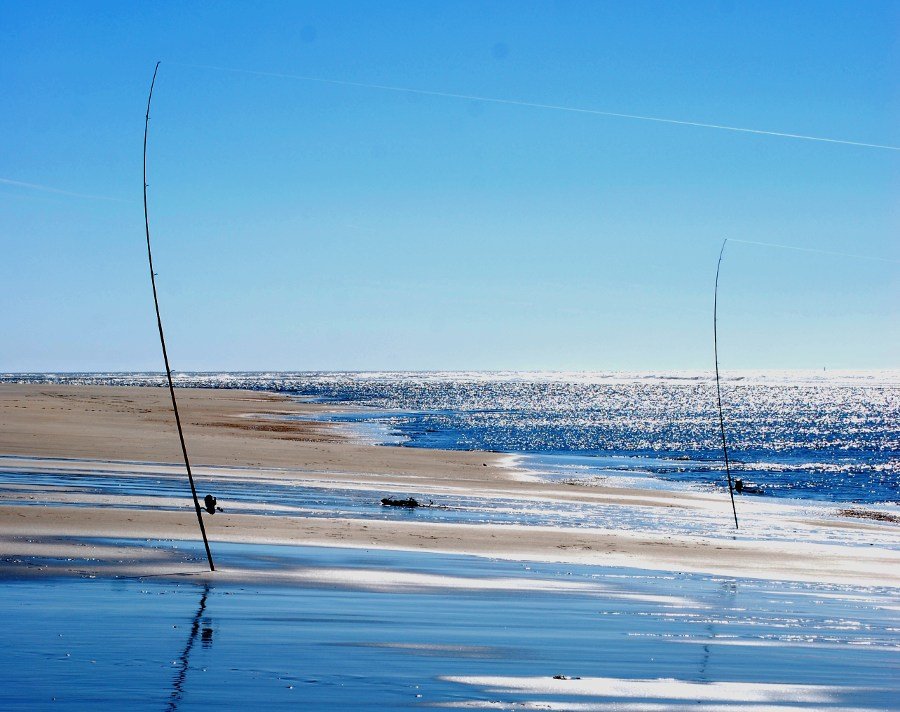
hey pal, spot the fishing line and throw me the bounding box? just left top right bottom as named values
left=143, top=62, right=215, bottom=572
left=171, top=61, right=900, bottom=152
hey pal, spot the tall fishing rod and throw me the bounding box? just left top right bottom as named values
left=714, top=239, right=740, bottom=529
left=143, top=61, right=216, bottom=571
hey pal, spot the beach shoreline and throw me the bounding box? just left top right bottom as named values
left=1, top=383, right=897, bottom=587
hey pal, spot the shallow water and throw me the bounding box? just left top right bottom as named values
left=1, top=540, right=897, bottom=710
left=3, top=457, right=898, bottom=551
left=0, top=460, right=714, bottom=532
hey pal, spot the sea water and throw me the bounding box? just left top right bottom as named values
left=4, top=371, right=898, bottom=505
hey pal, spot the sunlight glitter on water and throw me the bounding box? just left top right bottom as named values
left=8, top=371, right=894, bottom=504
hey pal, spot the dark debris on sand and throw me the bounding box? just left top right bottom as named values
left=838, top=508, right=900, bottom=524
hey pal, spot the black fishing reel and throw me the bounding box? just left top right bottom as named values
left=203, top=494, right=222, bottom=514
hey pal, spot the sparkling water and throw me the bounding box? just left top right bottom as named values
left=4, top=371, right=898, bottom=504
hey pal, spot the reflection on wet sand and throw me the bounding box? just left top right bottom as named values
left=0, top=542, right=896, bottom=710
left=166, top=585, right=211, bottom=712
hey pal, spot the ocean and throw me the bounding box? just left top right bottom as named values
left=4, top=371, right=898, bottom=505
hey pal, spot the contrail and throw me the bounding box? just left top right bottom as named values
left=173, top=61, right=900, bottom=152
left=0, top=177, right=128, bottom=203
left=728, top=238, right=900, bottom=265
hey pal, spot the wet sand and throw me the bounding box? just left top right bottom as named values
left=0, top=479, right=896, bottom=586
left=2, top=540, right=898, bottom=710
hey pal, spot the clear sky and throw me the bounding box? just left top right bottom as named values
left=2, top=1, right=897, bottom=372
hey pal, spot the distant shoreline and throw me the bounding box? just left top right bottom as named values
left=3, top=368, right=900, bottom=386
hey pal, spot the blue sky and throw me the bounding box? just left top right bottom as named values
left=2, top=1, right=897, bottom=371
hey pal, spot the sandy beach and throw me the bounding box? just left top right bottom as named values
left=2, top=383, right=898, bottom=710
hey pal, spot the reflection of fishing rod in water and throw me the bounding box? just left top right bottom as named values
left=166, top=585, right=212, bottom=712
left=143, top=62, right=215, bottom=572
left=698, top=578, right=738, bottom=682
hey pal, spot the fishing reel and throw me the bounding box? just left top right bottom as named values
left=203, top=494, right=222, bottom=514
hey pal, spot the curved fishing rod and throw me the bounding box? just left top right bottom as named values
left=144, top=61, right=215, bottom=571
left=714, top=239, right=739, bottom=529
